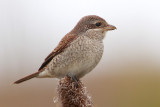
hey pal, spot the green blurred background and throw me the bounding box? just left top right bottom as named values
left=0, top=0, right=160, bottom=107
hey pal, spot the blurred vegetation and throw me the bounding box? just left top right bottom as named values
left=1, top=70, right=160, bottom=107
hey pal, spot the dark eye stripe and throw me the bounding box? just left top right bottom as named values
left=95, top=22, right=101, bottom=27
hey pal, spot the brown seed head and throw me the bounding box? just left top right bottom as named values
left=57, top=76, right=92, bottom=107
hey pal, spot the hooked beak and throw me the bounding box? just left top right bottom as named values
left=104, top=24, right=116, bottom=31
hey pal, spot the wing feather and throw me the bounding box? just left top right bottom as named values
left=38, top=34, right=78, bottom=71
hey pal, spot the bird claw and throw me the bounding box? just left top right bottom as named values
left=67, top=73, right=79, bottom=88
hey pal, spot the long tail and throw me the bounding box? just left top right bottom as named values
left=14, top=72, right=39, bottom=84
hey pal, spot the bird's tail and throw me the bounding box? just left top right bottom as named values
left=14, top=72, right=39, bottom=84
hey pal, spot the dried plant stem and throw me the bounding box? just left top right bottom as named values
left=57, top=76, right=92, bottom=107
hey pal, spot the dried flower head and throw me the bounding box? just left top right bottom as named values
left=57, top=76, right=92, bottom=107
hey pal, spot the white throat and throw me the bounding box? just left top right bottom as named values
left=84, top=28, right=107, bottom=41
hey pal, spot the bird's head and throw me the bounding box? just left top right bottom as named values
left=71, top=15, right=116, bottom=40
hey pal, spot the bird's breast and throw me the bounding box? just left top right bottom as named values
left=45, top=36, right=104, bottom=78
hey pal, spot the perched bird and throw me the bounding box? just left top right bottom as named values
left=14, top=15, right=116, bottom=84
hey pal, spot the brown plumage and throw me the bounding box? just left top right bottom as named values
left=38, top=34, right=78, bottom=71
left=14, top=72, right=39, bottom=84
left=14, top=34, right=78, bottom=84
left=14, top=15, right=116, bottom=84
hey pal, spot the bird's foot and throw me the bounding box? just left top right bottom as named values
left=67, top=73, right=79, bottom=88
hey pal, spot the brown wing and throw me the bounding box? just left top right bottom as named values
left=38, top=34, right=78, bottom=71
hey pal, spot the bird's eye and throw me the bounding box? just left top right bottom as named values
left=95, top=22, right=101, bottom=27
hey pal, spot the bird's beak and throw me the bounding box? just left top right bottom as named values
left=104, top=24, right=116, bottom=31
